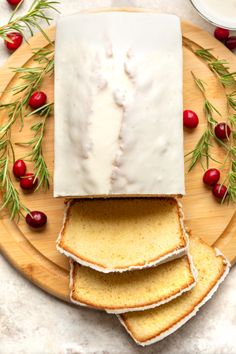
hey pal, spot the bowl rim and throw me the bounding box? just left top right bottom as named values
left=189, top=0, right=236, bottom=30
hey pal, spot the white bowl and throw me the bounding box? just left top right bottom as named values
left=190, top=0, right=236, bottom=30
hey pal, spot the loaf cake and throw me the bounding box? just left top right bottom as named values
left=70, top=254, right=197, bottom=314
left=54, top=12, right=184, bottom=197
left=57, top=198, right=188, bottom=272
left=119, top=237, right=230, bottom=346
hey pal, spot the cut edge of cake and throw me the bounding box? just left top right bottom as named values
left=56, top=198, right=189, bottom=273
left=118, top=247, right=230, bottom=346
left=69, top=252, right=197, bottom=314
left=54, top=193, right=184, bottom=198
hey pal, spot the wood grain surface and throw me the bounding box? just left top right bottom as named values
left=0, top=17, right=235, bottom=302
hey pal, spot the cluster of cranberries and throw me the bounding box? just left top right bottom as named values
left=214, top=27, right=236, bottom=51
left=183, top=110, right=229, bottom=201
left=212, top=27, right=233, bottom=200
left=203, top=169, right=228, bottom=200
left=13, top=159, right=47, bottom=228
left=13, top=89, right=48, bottom=228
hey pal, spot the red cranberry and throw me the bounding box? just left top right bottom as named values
left=212, top=184, right=228, bottom=200
left=225, top=36, right=236, bottom=50
left=214, top=123, right=231, bottom=140
left=183, top=110, right=199, bottom=129
left=203, top=168, right=220, bottom=186
left=29, top=91, right=47, bottom=109
left=20, top=173, right=38, bottom=190
left=5, top=32, right=23, bottom=51
left=13, top=159, right=26, bottom=178
left=7, top=0, right=23, bottom=5
left=26, top=211, right=47, bottom=228
left=214, top=27, right=230, bottom=41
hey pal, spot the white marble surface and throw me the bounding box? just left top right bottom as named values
left=0, top=1, right=236, bottom=353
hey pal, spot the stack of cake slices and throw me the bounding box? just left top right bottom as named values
left=56, top=198, right=230, bottom=346
left=54, top=11, right=230, bottom=346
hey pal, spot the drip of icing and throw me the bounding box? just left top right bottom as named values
left=124, top=53, right=136, bottom=80
left=112, top=88, right=133, bottom=107
left=127, top=47, right=134, bottom=58
left=105, top=36, right=113, bottom=58
left=111, top=53, right=136, bottom=193
left=94, top=74, right=108, bottom=90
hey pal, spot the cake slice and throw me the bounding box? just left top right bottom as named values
left=54, top=12, right=184, bottom=197
left=70, top=254, right=197, bottom=314
left=119, top=237, right=230, bottom=346
left=57, top=198, right=188, bottom=273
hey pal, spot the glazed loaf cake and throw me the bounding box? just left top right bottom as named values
left=70, top=254, right=197, bottom=314
left=57, top=198, right=188, bottom=272
left=54, top=12, right=184, bottom=197
left=119, top=237, right=230, bottom=346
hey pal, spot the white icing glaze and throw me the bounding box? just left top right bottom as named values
left=118, top=248, right=230, bottom=346
left=54, top=12, right=184, bottom=197
left=191, top=0, right=236, bottom=29
left=56, top=198, right=189, bottom=273
left=104, top=37, right=113, bottom=58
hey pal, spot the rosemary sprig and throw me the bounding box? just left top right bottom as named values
left=0, top=139, right=29, bottom=220
left=0, top=0, right=57, bottom=219
left=16, top=103, right=53, bottom=190
left=0, top=49, right=54, bottom=219
left=196, top=50, right=236, bottom=86
left=183, top=39, right=236, bottom=202
left=220, top=136, right=236, bottom=203
left=189, top=72, right=236, bottom=202
left=225, top=93, right=236, bottom=202
left=15, top=49, right=54, bottom=188
left=183, top=38, right=236, bottom=88
left=0, top=0, right=59, bottom=42
left=186, top=73, right=220, bottom=170
left=0, top=48, right=54, bottom=130
left=191, top=72, right=220, bottom=121
left=186, top=129, right=212, bottom=171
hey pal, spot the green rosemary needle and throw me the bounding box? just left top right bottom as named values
left=227, top=91, right=236, bottom=111
left=183, top=38, right=236, bottom=88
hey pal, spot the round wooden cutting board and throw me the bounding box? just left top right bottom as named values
left=0, top=19, right=235, bottom=302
